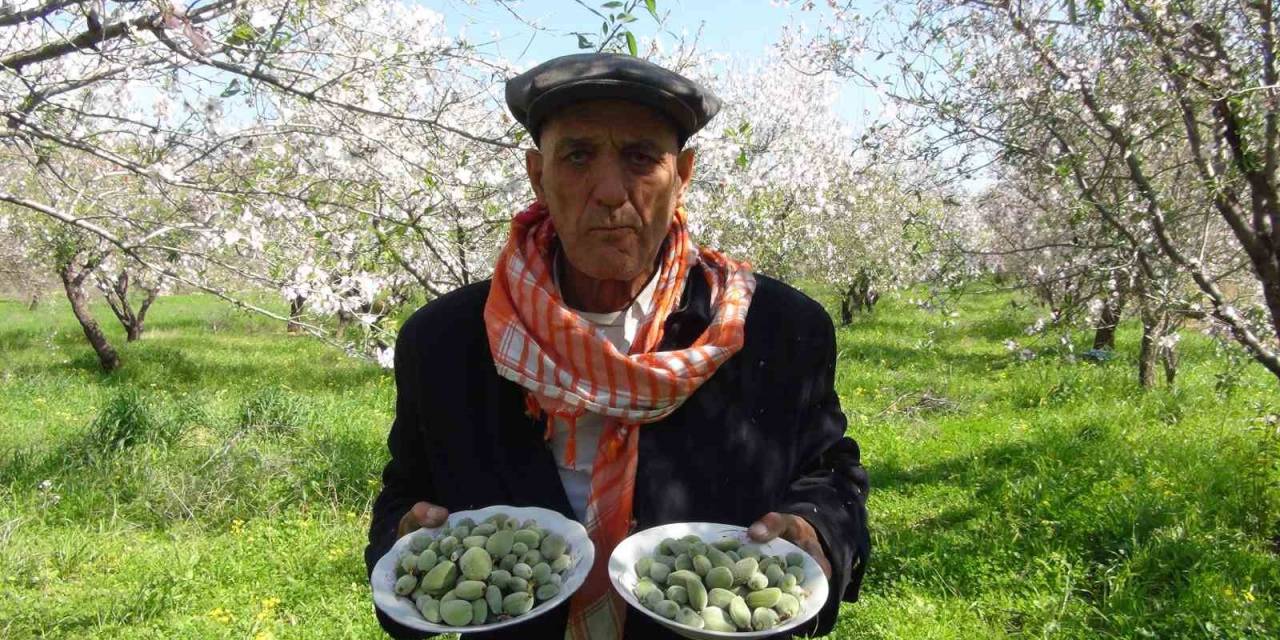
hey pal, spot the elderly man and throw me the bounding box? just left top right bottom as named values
left=365, top=53, right=869, bottom=639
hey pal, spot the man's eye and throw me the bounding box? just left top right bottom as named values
left=627, top=152, right=656, bottom=166
left=566, top=150, right=590, bottom=164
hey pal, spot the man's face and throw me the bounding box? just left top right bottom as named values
left=525, top=99, right=694, bottom=282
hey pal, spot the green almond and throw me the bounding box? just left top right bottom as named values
left=746, top=587, right=782, bottom=609
left=440, top=599, right=473, bottom=626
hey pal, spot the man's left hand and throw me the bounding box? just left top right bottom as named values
left=748, top=512, right=833, bottom=579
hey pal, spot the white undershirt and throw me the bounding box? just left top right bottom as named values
left=550, top=263, right=659, bottom=522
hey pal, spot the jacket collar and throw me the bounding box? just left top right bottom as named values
left=658, top=262, right=712, bottom=351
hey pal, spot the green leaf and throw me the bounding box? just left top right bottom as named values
left=220, top=78, right=242, bottom=98
left=736, top=149, right=749, bottom=169
left=645, top=0, right=659, bottom=20
left=619, top=13, right=637, bottom=23
left=602, top=1, right=624, bottom=7
left=227, top=21, right=257, bottom=47
left=1052, top=157, right=1074, bottom=178
left=577, top=34, right=594, bottom=49
left=268, top=33, right=291, bottom=54
left=625, top=31, right=637, bottom=56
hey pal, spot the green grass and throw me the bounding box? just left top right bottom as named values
left=1, top=290, right=1278, bottom=638
left=0, top=296, right=391, bottom=639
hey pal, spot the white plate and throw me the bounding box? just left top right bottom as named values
left=370, top=505, right=594, bottom=633
left=608, top=522, right=829, bottom=639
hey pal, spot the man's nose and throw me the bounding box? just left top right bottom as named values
left=592, top=157, right=628, bottom=208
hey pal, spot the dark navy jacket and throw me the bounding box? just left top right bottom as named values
left=365, top=268, right=870, bottom=639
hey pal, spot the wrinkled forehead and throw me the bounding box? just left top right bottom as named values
left=539, top=99, right=681, bottom=153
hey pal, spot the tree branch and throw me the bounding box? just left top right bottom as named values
left=0, top=0, right=236, bottom=72
left=148, top=29, right=523, bottom=150
left=0, top=0, right=85, bottom=28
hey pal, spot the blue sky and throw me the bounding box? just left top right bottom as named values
left=421, top=0, right=881, bottom=122
left=428, top=0, right=812, bottom=63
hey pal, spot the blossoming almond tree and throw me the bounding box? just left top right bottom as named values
left=791, top=0, right=1280, bottom=384
left=0, top=0, right=527, bottom=366
left=685, top=53, right=965, bottom=319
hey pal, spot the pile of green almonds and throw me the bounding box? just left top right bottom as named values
left=631, top=535, right=808, bottom=632
left=392, top=513, right=573, bottom=627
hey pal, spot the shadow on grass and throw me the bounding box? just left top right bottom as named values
left=2, top=394, right=385, bottom=531
left=0, top=327, right=40, bottom=353
left=0, top=445, right=69, bottom=487
left=838, top=312, right=934, bottom=336
left=964, top=308, right=1032, bottom=342
left=872, top=440, right=1039, bottom=496
left=296, top=427, right=384, bottom=510
left=158, top=359, right=384, bottom=393
left=839, top=341, right=1004, bottom=378
left=0, top=325, right=92, bottom=356
left=865, top=418, right=1280, bottom=635
left=9, top=340, right=385, bottom=394
left=14, top=572, right=182, bottom=634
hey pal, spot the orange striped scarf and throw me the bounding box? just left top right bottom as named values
left=484, top=201, right=755, bottom=639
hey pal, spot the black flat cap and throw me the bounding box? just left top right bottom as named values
left=505, top=53, right=721, bottom=146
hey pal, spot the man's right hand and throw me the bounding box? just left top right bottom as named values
left=397, top=501, right=449, bottom=538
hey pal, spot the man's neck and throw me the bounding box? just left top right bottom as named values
left=559, top=257, right=655, bottom=313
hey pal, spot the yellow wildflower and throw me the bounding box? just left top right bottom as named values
left=206, top=607, right=234, bottom=624
left=256, top=596, right=281, bottom=622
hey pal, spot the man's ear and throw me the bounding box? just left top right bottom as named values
left=676, top=148, right=695, bottom=203
left=525, top=148, right=546, bottom=203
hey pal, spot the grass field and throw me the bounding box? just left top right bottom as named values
left=1, top=288, right=1278, bottom=638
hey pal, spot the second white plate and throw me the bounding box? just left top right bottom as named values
left=607, top=522, right=829, bottom=639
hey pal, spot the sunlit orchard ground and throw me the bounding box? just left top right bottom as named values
left=1, top=287, right=1278, bottom=639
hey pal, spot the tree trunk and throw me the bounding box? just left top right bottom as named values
left=839, top=284, right=855, bottom=326
left=839, top=271, right=879, bottom=325
left=98, top=269, right=158, bottom=342
left=863, top=287, right=880, bottom=311
left=1262, top=268, right=1280, bottom=363
left=1141, top=318, right=1162, bottom=386
left=129, top=285, right=158, bottom=342
left=59, top=265, right=119, bottom=372
left=1092, top=296, right=1123, bottom=350
left=1138, top=306, right=1179, bottom=389
left=1162, top=342, right=1178, bottom=387
left=1092, top=321, right=1117, bottom=351
left=287, top=296, right=306, bottom=334
left=1138, top=309, right=1161, bottom=389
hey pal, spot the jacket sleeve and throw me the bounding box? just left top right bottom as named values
left=364, top=325, right=437, bottom=639
left=776, top=310, right=871, bottom=637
